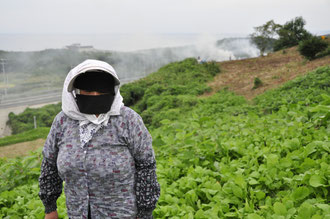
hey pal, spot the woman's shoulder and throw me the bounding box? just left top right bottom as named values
left=53, top=111, right=71, bottom=125
left=120, top=106, right=140, bottom=117
left=120, top=106, right=143, bottom=122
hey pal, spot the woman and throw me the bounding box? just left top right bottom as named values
left=39, top=60, right=160, bottom=219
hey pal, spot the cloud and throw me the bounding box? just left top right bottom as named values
left=0, top=0, right=329, bottom=34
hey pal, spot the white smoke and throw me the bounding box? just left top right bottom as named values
left=0, top=33, right=260, bottom=95
left=108, top=33, right=259, bottom=80
left=192, top=33, right=235, bottom=61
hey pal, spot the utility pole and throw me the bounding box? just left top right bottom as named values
left=0, top=59, right=8, bottom=96
left=34, top=116, right=37, bottom=129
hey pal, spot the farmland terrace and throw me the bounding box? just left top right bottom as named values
left=205, top=45, right=330, bottom=100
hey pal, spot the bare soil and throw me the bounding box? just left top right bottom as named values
left=204, top=47, right=330, bottom=100
left=0, top=138, right=45, bottom=158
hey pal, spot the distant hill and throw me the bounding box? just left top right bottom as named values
left=0, top=38, right=259, bottom=102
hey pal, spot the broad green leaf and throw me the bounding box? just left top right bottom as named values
left=195, top=209, right=206, bottom=219
left=234, top=175, right=247, bottom=188
left=247, top=213, right=264, bottom=219
left=321, top=141, right=330, bottom=153
left=224, top=212, right=238, bottom=217
left=250, top=171, right=260, bottom=178
left=309, top=175, right=325, bottom=187
left=266, top=154, right=279, bottom=166
left=232, top=185, right=244, bottom=199
left=249, top=178, right=259, bottom=185
left=287, top=208, right=297, bottom=217
left=298, top=203, right=313, bottom=219
left=292, top=187, right=310, bottom=201
left=272, top=215, right=285, bottom=219
left=316, top=204, right=330, bottom=214
left=244, top=199, right=253, bottom=213
left=273, top=202, right=287, bottom=216
left=256, top=191, right=265, bottom=200
left=304, top=143, right=317, bottom=157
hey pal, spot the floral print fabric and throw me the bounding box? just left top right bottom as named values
left=79, top=120, right=104, bottom=147
left=39, top=106, right=160, bottom=218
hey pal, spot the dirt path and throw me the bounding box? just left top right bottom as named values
left=0, top=138, right=45, bottom=158
left=204, top=47, right=330, bottom=100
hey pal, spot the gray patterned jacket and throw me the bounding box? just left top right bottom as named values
left=39, top=106, right=160, bottom=218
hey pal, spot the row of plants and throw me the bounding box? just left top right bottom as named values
left=0, top=60, right=329, bottom=218
left=152, top=67, right=329, bottom=217
left=152, top=93, right=329, bottom=218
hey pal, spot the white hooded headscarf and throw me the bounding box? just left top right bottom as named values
left=62, top=59, right=124, bottom=146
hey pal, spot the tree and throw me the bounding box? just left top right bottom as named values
left=250, top=20, right=281, bottom=56
left=298, top=36, right=328, bottom=60
left=274, top=17, right=312, bottom=51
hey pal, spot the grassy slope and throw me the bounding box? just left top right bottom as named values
left=0, top=48, right=329, bottom=218
left=151, top=66, right=329, bottom=218
left=1, top=46, right=329, bottom=154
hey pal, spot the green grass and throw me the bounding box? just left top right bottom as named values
left=0, top=127, right=50, bottom=147
left=7, top=103, right=61, bottom=134
left=0, top=60, right=329, bottom=218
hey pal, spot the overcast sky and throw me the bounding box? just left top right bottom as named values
left=1, top=0, right=329, bottom=35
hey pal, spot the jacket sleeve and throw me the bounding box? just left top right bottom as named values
left=38, top=114, right=63, bottom=213
left=127, top=112, right=160, bottom=219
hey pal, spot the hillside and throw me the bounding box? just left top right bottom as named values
left=0, top=50, right=329, bottom=218
left=2, top=47, right=330, bottom=154
left=207, top=46, right=330, bottom=100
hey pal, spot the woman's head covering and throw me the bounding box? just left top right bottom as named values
left=62, top=59, right=124, bottom=125
left=73, top=70, right=116, bottom=93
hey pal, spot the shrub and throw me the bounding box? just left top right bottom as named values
left=318, top=46, right=330, bottom=58
left=202, top=61, right=221, bottom=76
left=7, top=103, right=61, bottom=134
left=298, top=36, right=329, bottom=60
left=253, top=77, right=263, bottom=89
left=120, top=80, right=148, bottom=106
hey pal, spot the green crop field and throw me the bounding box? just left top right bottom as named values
left=0, top=59, right=329, bottom=218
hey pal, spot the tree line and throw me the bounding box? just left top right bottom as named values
left=250, top=16, right=329, bottom=60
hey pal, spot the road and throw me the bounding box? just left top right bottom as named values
left=0, top=75, right=145, bottom=137
left=0, top=91, right=61, bottom=109
left=0, top=88, right=62, bottom=137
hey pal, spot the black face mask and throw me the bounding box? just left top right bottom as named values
left=76, top=94, right=115, bottom=114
